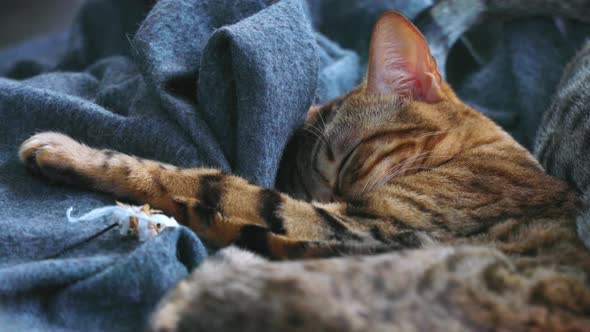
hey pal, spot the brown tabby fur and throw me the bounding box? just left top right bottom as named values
left=18, top=10, right=590, bottom=331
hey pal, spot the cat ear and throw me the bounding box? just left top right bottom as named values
left=365, top=11, right=444, bottom=103
left=306, top=105, right=321, bottom=122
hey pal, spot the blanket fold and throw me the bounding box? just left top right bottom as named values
left=0, top=0, right=358, bottom=330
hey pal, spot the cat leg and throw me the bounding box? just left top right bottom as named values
left=172, top=197, right=397, bottom=258
left=20, top=132, right=403, bottom=258
left=19, top=132, right=272, bottom=223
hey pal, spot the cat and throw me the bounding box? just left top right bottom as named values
left=146, top=38, right=590, bottom=332
left=18, top=9, right=590, bottom=332
left=18, top=11, right=581, bottom=261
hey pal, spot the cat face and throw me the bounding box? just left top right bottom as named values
left=303, top=12, right=502, bottom=202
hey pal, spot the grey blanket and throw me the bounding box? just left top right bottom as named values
left=0, top=0, right=588, bottom=331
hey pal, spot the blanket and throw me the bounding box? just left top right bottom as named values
left=0, top=0, right=588, bottom=331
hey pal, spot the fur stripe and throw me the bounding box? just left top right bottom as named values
left=369, top=225, right=388, bottom=243
left=325, top=142, right=335, bottom=161
left=361, top=128, right=427, bottom=146
left=388, top=217, right=420, bottom=232
left=234, top=225, right=271, bottom=257
left=172, top=198, right=190, bottom=226
left=153, top=171, right=168, bottom=194
left=196, top=174, right=224, bottom=220
left=101, top=150, right=115, bottom=168
left=390, top=194, right=450, bottom=231
left=421, top=133, right=448, bottom=153
left=314, top=207, right=362, bottom=240
left=357, top=141, right=418, bottom=181
left=346, top=200, right=381, bottom=220
left=259, top=189, right=286, bottom=234
left=40, top=165, right=95, bottom=188
left=390, top=231, right=422, bottom=248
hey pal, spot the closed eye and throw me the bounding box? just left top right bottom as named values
left=336, top=141, right=362, bottom=193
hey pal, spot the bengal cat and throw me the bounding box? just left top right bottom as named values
left=19, top=11, right=590, bottom=330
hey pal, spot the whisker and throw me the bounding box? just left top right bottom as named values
left=360, top=151, right=432, bottom=194
left=305, top=124, right=329, bottom=144
left=370, top=166, right=435, bottom=192
left=361, top=151, right=456, bottom=195
left=317, top=110, right=329, bottom=131
left=368, top=127, right=461, bottom=189
left=303, top=127, right=329, bottom=149
left=310, top=111, right=332, bottom=148
left=302, top=128, right=320, bottom=140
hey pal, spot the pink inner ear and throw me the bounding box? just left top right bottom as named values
left=365, top=11, right=443, bottom=103
left=306, top=105, right=321, bottom=122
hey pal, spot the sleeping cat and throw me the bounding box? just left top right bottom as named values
left=146, top=32, right=590, bottom=332
left=146, top=37, right=590, bottom=332
left=19, top=10, right=590, bottom=332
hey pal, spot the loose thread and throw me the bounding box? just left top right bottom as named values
left=44, top=222, right=119, bottom=260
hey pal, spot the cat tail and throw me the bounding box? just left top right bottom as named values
left=416, top=0, right=590, bottom=77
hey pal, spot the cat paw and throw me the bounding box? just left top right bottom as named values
left=19, top=132, right=94, bottom=185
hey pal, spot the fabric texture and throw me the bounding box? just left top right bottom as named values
left=0, top=0, right=588, bottom=331
left=0, top=0, right=358, bottom=331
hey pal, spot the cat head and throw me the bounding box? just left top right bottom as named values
left=303, top=11, right=507, bottom=202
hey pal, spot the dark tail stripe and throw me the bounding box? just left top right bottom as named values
left=259, top=189, right=286, bottom=235
left=153, top=172, right=168, bottom=194
left=234, top=225, right=271, bottom=257
left=184, top=173, right=226, bottom=225
left=197, top=173, right=224, bottom=213
left=369, top=225, right=389, bottom=243
left=172, top=199, right=190, bottom=226
left=314, top=207, right=362, bottom=240
left=345, top=200, right=382, bottom=220
left=101, top=150, right=115, bottom=168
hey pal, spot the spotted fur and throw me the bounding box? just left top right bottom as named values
left=147, top=245, right=590, bottom=332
